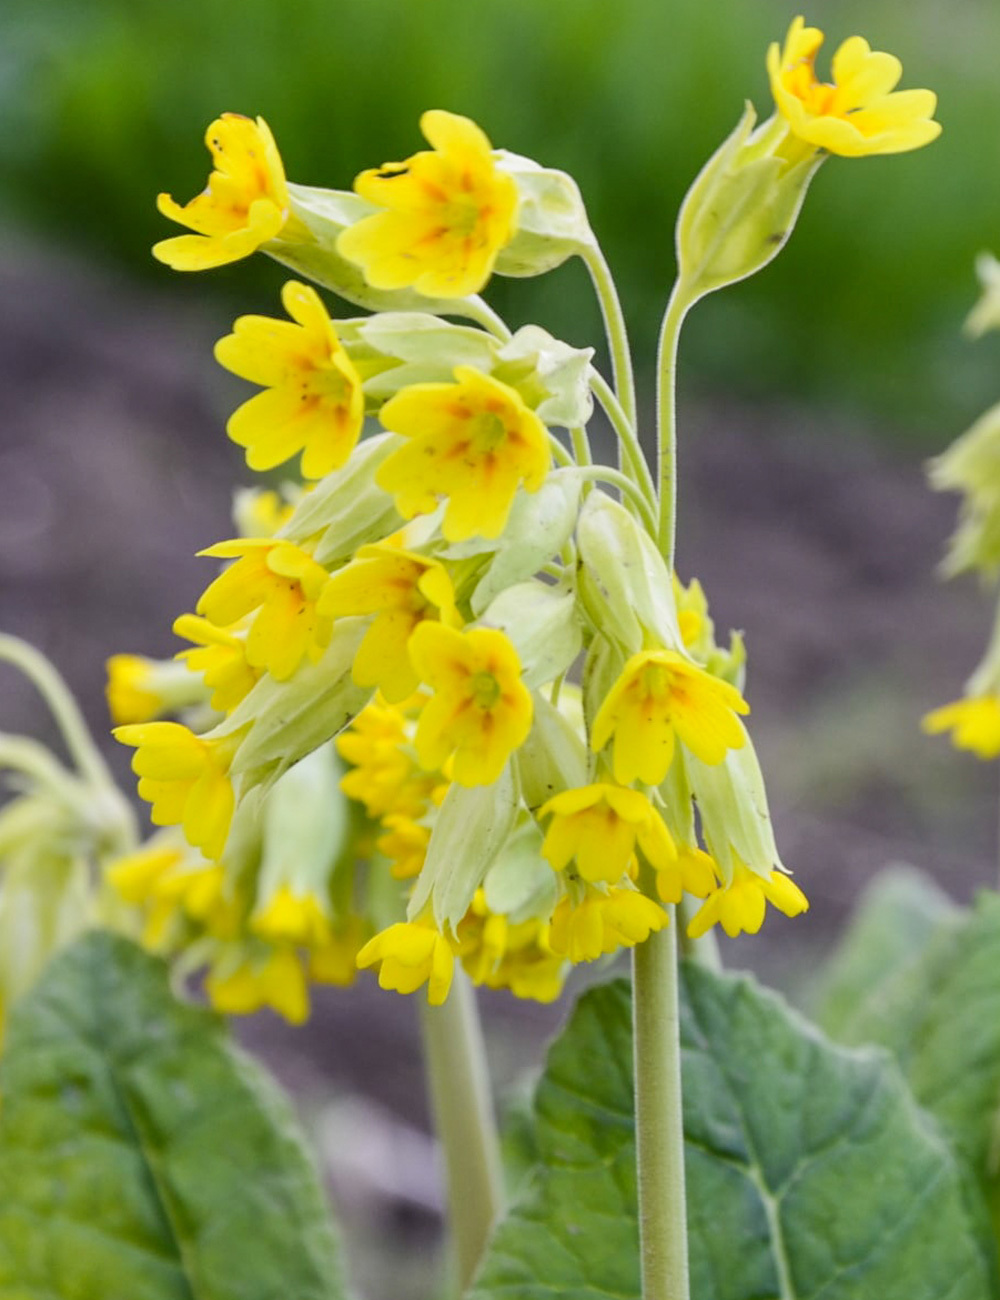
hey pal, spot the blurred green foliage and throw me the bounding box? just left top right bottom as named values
left=1, top=0, right=998, bottom=438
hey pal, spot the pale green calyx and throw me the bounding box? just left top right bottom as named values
left=966, top=252, right=1000, bottom=339
left=493, top=151, right=596, bottom=275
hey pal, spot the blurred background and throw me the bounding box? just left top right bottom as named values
left=1, top=0, right=999, bottom=1293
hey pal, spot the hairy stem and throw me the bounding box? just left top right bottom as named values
left=583, top=243, right=638, bottom=431
left=655, top=284, right=694, bottom=568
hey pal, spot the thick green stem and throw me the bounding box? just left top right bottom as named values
left=655, top=285, right=695, bottom=569
left=420, top=971, right=505, bottom=1293
left=632, top=918, right=690, bottom=1300
left=583, top=243, right=638, bottom=431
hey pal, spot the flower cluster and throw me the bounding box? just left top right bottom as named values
left=102, top=15, right=939, bottom=1018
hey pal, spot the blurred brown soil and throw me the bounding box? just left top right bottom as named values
left=1, top=236, right=995, bottom=1291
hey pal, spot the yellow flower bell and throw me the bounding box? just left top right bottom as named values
left=767, top=17, right=941, bottom=158
left=154, top=114, right=293, bottom=270
left=923, top=694, right=1000, bottom=761
left=215, top=280, right=365, bottom=480
left=539, top=783, right=675, bottom=886
left=337, top=110, right=518, bottom=298
left=686, top=861, right=808, bottom=939
left=356, top=919, right=457, bottom=1005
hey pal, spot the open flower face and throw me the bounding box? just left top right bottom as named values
left=196, top=539, right=332, bottom=681
left=409, top=623, right=533, bottom=786
left=154, top=114, right=291, bottom=270
left=337, top=110, right=518, bottom=298
left=768, top=17, right=941, bottom=157
left=318, top=540, right=461, bottom=703
left=173, top=613, right=260, bottom=714
left=591, top=650, right=749, bottom=786
left=377, top=366, right=550, bottom=542
left=356, top=919, right=456, bottom=1005
left=539, top=783, right=675, bottom=886
left=215, top=281, right=364, bottom=480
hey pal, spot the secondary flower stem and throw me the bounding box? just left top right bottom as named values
left=573, top=466, right=659, bottom=535
left=583, top=243, right=638, bottom=431
left=0, top=634, right=113, bottom=791
left=590, top=368, right=657, bottom=505
left=632, top=918, right=690, bottom=1300
left=677, top=895, right=722, bottom=971
left=420, top=970, right=505, bottom=1292
left=655, top=284, right=695, bottom=569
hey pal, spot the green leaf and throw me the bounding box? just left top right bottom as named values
left=0, top=931, right=349, bottom=1300
left=813, top=864, right=962, bottom=1042
left=471, top=969, right=997, bottom=1300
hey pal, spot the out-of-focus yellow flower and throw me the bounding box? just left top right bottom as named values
left=173, top=614, right=260, bottom=714
left=377, top=367, right=550, bottom=542
left=654, top=844, right=719, bottom=906
left=154, top=114, right=292, bottom=270
left=108, top=843, right=231, bottom=948
left=539, top=784, right=675, bottom=886
left=250, top=884, right=331, bottom=947
left=308, top=917, right=369, bottom=986
left=356, top=919, right=456, bottom=1005
left=197, top=539, right=331, bottom=681
left=377, top=813, right=431, bottom=880
left=923, top=694, right=1000, bottom=760
left=337, top=694, right=439, bottom=818
left=409, top=623, right=532, bottom=786
left=591, top=650, right=749, bottom=786
left=549, top=886, right=669, bottom=964
left=687, top=862, right=808, bottom=939
left=319, top=540, right=461, bottom=702
left=105, top=655, right=169, bottom=724
left=214, top=281, right=365, bottom=479
left=456, top=892, right=567, bottom=1002
left=337, top=110, right=518, bottom=298
left=113, top=723, right=238, bottom=861
left=206, top=944, right=309, bottom=1024
left=767, top=18, right=941, bottom=158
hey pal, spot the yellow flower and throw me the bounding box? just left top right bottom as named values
left=112, top=723, right=237, bottom=861
left=197, top=539, right=332, bottom=681
left=539, top=784, right=675, bottom=886
left=250, top=884, right=331, bottom=947
left=408, top=623, right=533, bottom=786
left=318, top=539, right=461, bottom=702
left=105, top=654, right=169, bottom=724
left=767, top=18, right=941, bottom=158
left=154, top=114, right=292, bottom=271
left=336, top=694, right=439, bottom=818
left=687, top=862, right=809, bottom=939
left=456, top=893, right=567, bottom=1002
left=923, top=695, right=1000, bottom=760
left=308, top=917, right=369, bottom=986
left=377, top=366, right=550, bottom=542
left=377, top=813, right=431, bottom=880
left=206, top=944, right=309, bottom=1024
left=356, top=919, right=456, bottom=1005
left=655, top=844, right=719, bottom=906
left=337, top=109, right=518, bottom=298
left=549, top=886, right=669, bottom=964
left=173, top=614, right=260, bottom=713
left=591, top=649, right=749, bottom=786
left=214, top=281, right=365, bottom=479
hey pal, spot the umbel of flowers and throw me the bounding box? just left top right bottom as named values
left=100, top=15, right=941, bottom=1025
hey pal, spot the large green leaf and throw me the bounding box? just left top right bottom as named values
left=813, top=864, right=962, bottom=1043
left=471, top=970, right=997, bottom=1300
left=0, top=931, right=349, bottom=1300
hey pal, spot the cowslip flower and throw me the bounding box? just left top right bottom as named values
left=154, top=114, right=292, bottom=270
left=113, top=722, right=238, bottom=861
left=173, top=613, right=260, bottom=714
left=539, top=784, right=675, bottom=886
left=356, top=919, right=457, bottom=1005
left=337, top=109, right=518, bottom=298
left=197, top=539, right=332, bottom=681
left=377, top=814, right=432, bottom=880
left=655, top=844, right=719, bottom=906
left=687, top=861, right=809, bottom=939
left=105, top=655, right=172, bottom=725
left=318, top=540, right=461, bottom=702
left=549, top=886, right=669, bottom=964
left=206, top=944, right=309, bottom=1024
left=768, top=17, right=941, bottom=158
left=408, top=623, right=533, bottom=786
left=377, top=366, right=550, bottom=542
left=923, top=694, right=1000, bottom=760
left=214, top=281, right=365, bottom=479
left=250, top=884, right=331, bottom=948
left=336, top=695, right=439, bottom=818
left=591, top=649, right=749, bottom=786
